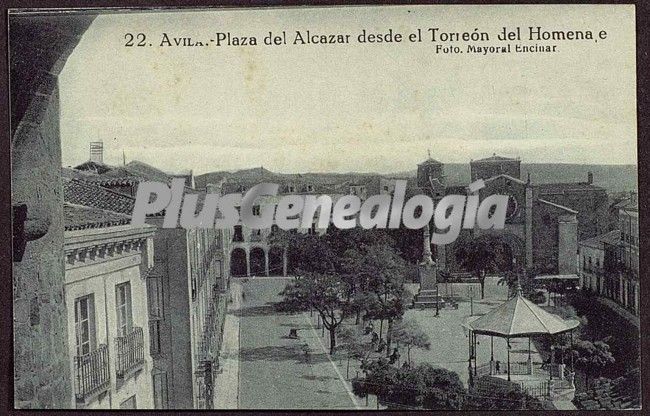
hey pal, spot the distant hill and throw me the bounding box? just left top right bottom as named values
left=196, top=163, right=637, bottom=194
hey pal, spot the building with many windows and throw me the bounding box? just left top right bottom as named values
left=63, top=203, right=156, bottom=409
left=578, top=192, right=639, bottom=318
left=69, top=157, right=232, bottom=409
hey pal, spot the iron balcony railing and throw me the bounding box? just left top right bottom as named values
left=115, top=326, right=145, bottom=378
left=197, top=290, right=228, bottom=364
left=74, top=343, right=110, bottom=403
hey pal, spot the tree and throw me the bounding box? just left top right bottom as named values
left=343, top=244, right=409, bottom=355
left=268, top=229, right=337, bottom=275
left=464, top=376, right=545, bottom=410
left=336, top=325, right=374, bottom=379
left=455, top=234, right=513, bottom=299
left=279, top=271, right=349, bottom=354
left=571, top=339, right=615, bottom=388
left=390, top=318, right=431, bottom=365
left=352, top=361, right=465, bottom=410
left=497, top=269, right=519, bottom=298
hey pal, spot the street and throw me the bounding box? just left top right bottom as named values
left=235, top=277, right=363, bottom=409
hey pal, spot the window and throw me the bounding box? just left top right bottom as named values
left=233, top=225, right=243, bottom=242
left=116, top=282, right=133, bottom=337
left=149, top=320, right=162, bottom=355
left=147, top=275, right=164, bottom=319
left=120, top=395, right=137, bottom=409
left=153, top=372, right=169, bottom=409
left=214, top=260, right=222, bottom=278
left=74, top=294, right=96, bottom=356
left=252, top=205, right=261, bottom=216
left=147, top=273, right=164, bottom=355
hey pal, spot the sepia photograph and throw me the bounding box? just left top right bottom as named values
left=8, top=4, right=641, bottom=411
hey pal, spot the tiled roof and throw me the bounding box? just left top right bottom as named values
left=537, top=198, right=578, bottom=214
left=63, top=178, right=136, bottom=215
left=73, top=160, right=115, bottom=174
left=579, top=230, right=621, bottom=249
left=105, top=160, right=173, bottom=183
left=534, top=182, right=604, bottom=193
left=483, top=173, right=527, bottom=185
left=62, top=167, right=99, bottom=180
left=81, top=175, right=142, bottom=186
left=64, top=203, right=132, bottom=231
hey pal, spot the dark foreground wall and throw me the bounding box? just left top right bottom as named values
left=10, top=12, right=95, bottom=408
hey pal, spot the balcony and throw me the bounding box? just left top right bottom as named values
left=115, top=326, right=145, bottom=379
left=74, top=344, right=110, bottom=404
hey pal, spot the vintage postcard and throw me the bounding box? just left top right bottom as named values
left=9, top=4, right=640, bottom=411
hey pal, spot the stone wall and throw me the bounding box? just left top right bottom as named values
left=11, top=13, right=95, bottom=409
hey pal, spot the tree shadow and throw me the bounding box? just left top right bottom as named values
left=301, top=374, right=337, bottom=382
left=239, top=345, right=334, bottom=365
left=232, top=304, right=277, bottom=317
left=239, top=345, right=302, bottom=362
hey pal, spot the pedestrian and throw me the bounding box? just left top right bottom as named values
left=495, top=360, right=501, bottom=374
left=377, top=338, right=386, bottom=353
left=389, top=348, right=400, bottom=365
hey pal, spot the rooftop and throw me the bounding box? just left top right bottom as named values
left=467, top=291, right=580, bottom=337
left=471, top=154, right=520, bottom=163
left=63, top=178, right=135, bottom=215
left=418, top=157, right=443, bottom=166
left=534, top=182, right=605, bottom=193
left=579, top=230, right=621, bottom=250
left=64, top=203, right=132, bottom=231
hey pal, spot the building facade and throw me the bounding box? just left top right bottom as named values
left=69, top=158, right=233, bottom=409
left=63, top=205, right=156, bottom=409
left=420, top=155, right=609, bottom=277
left=578, top=193, right=639, bottom=317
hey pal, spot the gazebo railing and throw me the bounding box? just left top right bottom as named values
left=475, top=362, right=492, bottom=377
left=509, top=361, right=532, bottom=376
left=517, top=380, right=550, bottom=398
left=548, top=363, right=564, bottom=379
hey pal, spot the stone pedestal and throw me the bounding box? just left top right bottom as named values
left=413, top=224, right=440, bottom=308
left=413, top=261, right=439, bottom=308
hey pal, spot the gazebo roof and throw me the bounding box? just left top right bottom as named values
left=467, top=292, right=579, bottom=337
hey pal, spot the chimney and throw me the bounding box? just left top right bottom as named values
left=587, top=171, right=593, bottom=185
left=89, top=141, right=103, bottom=163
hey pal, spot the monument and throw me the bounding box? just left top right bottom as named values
left=413, top=224, right=441, bottom=310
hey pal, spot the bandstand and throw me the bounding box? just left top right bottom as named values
left=463, top=288, right=580, bottom=400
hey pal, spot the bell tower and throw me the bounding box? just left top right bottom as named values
left=417, top=151, right=446, bottom=197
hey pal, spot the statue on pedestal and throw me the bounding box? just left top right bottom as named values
left=413, top=224, right=440, bottom=310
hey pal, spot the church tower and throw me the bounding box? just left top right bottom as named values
left=417, top=152, right=446, bottom=198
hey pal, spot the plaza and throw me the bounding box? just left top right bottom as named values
left=215, top=275, right=578, bottom=409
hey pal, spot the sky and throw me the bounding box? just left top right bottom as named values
left=59, top=5, right=637, bottom=174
